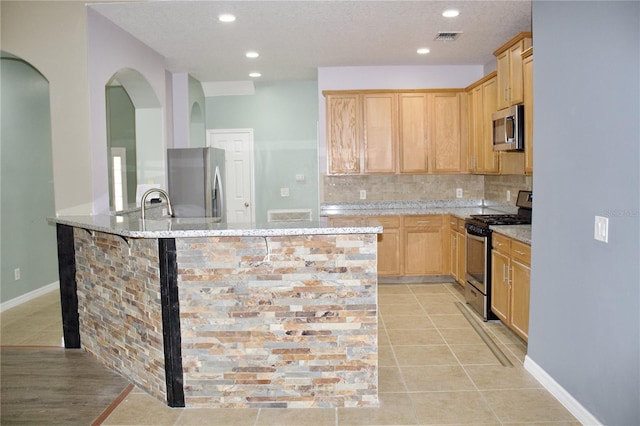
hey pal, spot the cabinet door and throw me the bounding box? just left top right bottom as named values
left=403, top=216, right=443, bottom=275
left=523, top=54, right=533, bottom=175
left=369, top=216, right=401, bottom=276
left=510, top=260, right=530, bottom=341
left=449, top=229, right=458, bottom=280
left=430, top=93, right=462, bottom=173
left=491, top=249, right=510, bottom=323
left=496, top=50, right=510, bottom=110
left=399, top=93, right=428, bottom=173
left=456, top=231, right=466, bottom=285
left=326, top=94, right=361, bottom=174
left=363, top=93, right=397, bottom=173
left=508, top=41, right=525, bottom=105
left=468, top=85, right=482, bottom=173
left=480, top=77, right=499, bottom=173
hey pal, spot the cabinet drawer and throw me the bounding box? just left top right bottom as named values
left=449, top=216, right=458, bottom=228
left=368, top=216, right=400, bottom=228
left=511, top=240, right=531, bottom=265
left=404, top=215, right=442, bottom=228
left=492, top=233, right=511, bottom=254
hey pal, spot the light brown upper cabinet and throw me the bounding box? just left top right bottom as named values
left=324, top=89, right=466, bottom=176
left=400, top=91, right=467, bottom=174
left=467, top=73, right=525, bottom=175
left=326, top=93, right=361, bottom=174
left=522, top=48, right=534, bottom=175
left=468, top=73, right=499, bottom=174
left=362, top=93, right=398, bottom=174
left=398, top=93, right=428, bottom=173
left=430, top=92, right=468, bottom=173
left=495, top=32, right=532, bottom=110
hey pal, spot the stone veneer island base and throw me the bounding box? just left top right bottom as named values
left=53, top=215, right=381, bottom=409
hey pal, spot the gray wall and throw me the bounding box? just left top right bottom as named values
left=529, top=2, right=639, bottom=425
left=206, top=81, right=319, bottom=223
left=0, top=56, right=58, bottom=303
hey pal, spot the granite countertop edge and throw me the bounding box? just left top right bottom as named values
left=49, top=215, right=382, bottom=239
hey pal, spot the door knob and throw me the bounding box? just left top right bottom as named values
left=244, top=202, right=249, bottom=207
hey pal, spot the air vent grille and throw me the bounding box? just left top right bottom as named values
left=434, top=31, right=462, bottom=41
left=267, top=209, right=313, bottom=222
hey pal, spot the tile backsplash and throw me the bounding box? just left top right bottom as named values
left=484, top=174, right=533, bottom=205
left=321, top=173, right=532, bottom=205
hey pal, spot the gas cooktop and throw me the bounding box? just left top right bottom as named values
left=468, top=214, right=532, bottom=226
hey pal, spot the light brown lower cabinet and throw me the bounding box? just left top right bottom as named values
left=403, top=215, right=444, bottom=275
left=491, top=232, right=531, bottom=341
left=329, top=214, right=445, bottom=277
left=328, top=215, right=401, bottom=276
left=373, top=216, right=401, bottom=276
left=448, top=216, right=466, bottom=286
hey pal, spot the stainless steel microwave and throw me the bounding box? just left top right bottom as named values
left=492, top=104, right=524, bottom=151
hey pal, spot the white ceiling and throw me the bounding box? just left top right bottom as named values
left=89, top=0, right=532, bottom=83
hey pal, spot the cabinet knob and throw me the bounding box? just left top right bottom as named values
left=244, top=202, right=250, bottom=207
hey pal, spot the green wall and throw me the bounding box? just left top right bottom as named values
left=205, top=81, right=319, bottom=222
left=1, top=56, right=58, bottom=304
left=106, top=86, right=137, bottom=208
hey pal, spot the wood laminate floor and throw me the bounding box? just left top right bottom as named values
left=0, top=347, right=131, bottom=425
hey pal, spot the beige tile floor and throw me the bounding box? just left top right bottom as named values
left=1, top=283, right=581, bottom=425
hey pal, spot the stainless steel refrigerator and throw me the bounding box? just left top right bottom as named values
left=167, top=147, right=225, bottom=220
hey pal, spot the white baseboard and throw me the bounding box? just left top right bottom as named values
left=1, top=282, right=59, bottom=313
left=524, top=355, right=602, bottom=426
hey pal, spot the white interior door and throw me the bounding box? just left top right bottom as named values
left=207, top=129, right=255, bottom=223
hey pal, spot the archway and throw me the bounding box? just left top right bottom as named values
left=0, top=52, right=58, bottom=302
left=105, top=68, right=162, bottom=211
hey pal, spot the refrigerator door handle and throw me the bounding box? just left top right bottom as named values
left=213, top=166, right=224, bottom=221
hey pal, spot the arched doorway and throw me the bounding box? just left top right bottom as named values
left=105, top=68, right=162, bottom=211
left=0, top=52, right=57, bottom=303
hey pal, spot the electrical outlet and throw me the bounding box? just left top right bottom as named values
left=456, top=188, right=463, bottom=198
left=14, top=268, right=20, bottom=281
left=295, top=174, right=305, bottom=182
left=359, top=189, right=367, bottom=200
left=506, top=190, right=511, bottom=202
left=280, top=187, right=290, bottom=197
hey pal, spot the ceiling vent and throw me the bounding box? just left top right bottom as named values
left=434, top=31, right=462, bottom=41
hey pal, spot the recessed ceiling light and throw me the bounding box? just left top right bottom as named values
left=218, top=13, right=236, bottom=23
left=246, top=51, right=259, bottom=59
left=442, top=9, right=460, bottom=18
left=249, top=72, right=262, bottom=78
left=417, top=48, right=430, bottom=55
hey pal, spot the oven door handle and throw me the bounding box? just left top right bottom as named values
left=466, top=231, right=487, bottom=242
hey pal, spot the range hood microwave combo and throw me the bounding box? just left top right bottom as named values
left=492, top=104, right=524, bottom=151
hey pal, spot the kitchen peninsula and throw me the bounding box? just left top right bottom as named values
left=51, top=214, right=381, bottom=409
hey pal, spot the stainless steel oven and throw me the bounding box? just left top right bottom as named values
left=464, top=190, right=533, bottom=321
left=465, top=228, right=492, bottom=320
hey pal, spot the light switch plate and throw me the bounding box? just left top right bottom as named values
left=594, top=216, right=609, bottom=243
left=280, top=187, right=290, bottom=197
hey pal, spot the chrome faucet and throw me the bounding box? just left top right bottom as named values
left=140, top=188, right=173, bottom=221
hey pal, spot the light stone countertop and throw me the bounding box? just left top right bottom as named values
left=320, top=200, right=532, bottom=244
left=320, top=200, right=514, bottom=219
left=49, top=214, right=381, bottom=239
left=489, top=225, right=532, bottom=245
